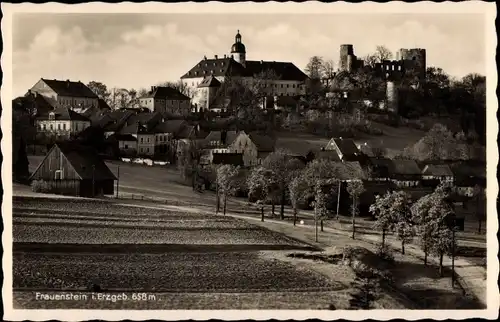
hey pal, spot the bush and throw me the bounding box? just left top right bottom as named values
left=375, top=244, right=395, bottom=264
left=31, top=180, right=52, bottom=193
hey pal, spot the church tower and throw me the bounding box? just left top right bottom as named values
left=230, top=30, right=246, bottom=67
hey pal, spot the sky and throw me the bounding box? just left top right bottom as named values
left=12, top=12, right=486, bottom=97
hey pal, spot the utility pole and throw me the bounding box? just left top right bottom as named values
left=92, top=164, right=95, bottom=197
left=451, top=215, right=456, bottom=288
left=116, top=165, right=120, bottom=198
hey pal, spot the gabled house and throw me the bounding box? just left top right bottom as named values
left=200, top=130, right=238, bottom=164
left=450, top=161, right=486, bottom=196
left=30, top=142, right=117, bottom=197
left=305, top=148, right=341, bottom=163
left=229, top=131, right=276, bottom=166
left=139, top=86, right=191, bottom=116
left=421, top=164, right=454, bottom=184
left=390, top=160, right=422, bottom=187
left=13, top=90, right=59, bottom=117
left=36, top=107, right=91, bottom=138
left=29, top=78, right=99, bottom=110
left=324, top=137, right=362, bottom=161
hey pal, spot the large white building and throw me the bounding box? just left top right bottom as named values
left=180, top=31, right=308, bottom=111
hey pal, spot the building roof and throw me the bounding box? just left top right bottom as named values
left=204, top=130, right=238, bottom=147
left=390, top=159, right=422, bottom=176
left=212, top=153, right=244, bottom=166
left=140, top=86, right=190, bottom=100
left=39, top=107, right=90, bottom=122
left=328, top=138, right=360, bottom=157
left=153, top=120, right=186, bottom=134
left=307, top=149, right=341, bottom=162
left=15, top=91, right=59, bottom=115
left=422, top=164, right=454, bottom=177
left=181, top=58, right=308, bottom=82
left=41, top=78, right=98, bottom=98
left=248, top=132, right=276, bottom=152
left=198, top=75, right=222, bottom=88
left=114, top=134, right=137, bottom=141
left=245, top=60, right=308, bottom=81
left=97, top=98, right=111, bottom=110
left=31, top=142, right=117, bottom=181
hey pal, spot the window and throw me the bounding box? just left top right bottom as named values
left=49, top=113, right=55, bottom=120
left=50, top=124, right=53, bottom=130
left=54, top=170, right=63, bottom=180
left=287, top=84, right=289, bottom=88
left=147, top=137, right=150, bottom=143
left=280, top=84, right=283, bottom=88
left=63, top=123, right=66, bottom=130
left=125, top=144, right=129, bottom=149
left=292, top=84, right=296, bottom=88
left=140, top=138, right=144, bottom=143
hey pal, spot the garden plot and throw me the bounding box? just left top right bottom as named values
left=13, top=252, right=341, bottom=293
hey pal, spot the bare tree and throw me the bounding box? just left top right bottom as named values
left=375, top=45, right=393, bottom=62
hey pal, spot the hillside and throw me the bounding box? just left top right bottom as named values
left=275, top=121, right=425, bottom=157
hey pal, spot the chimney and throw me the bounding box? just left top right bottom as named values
left=260, top=60, right=263, bottom=64
left=66, top=79, right=70, bottom=88
left=224, top=54, right=226, bottom=58
left=204, top=55, right=207, bottom=60
left=214, top=55, right=218, bottom=59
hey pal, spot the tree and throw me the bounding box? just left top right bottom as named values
left=262, top=149, right=305, bottom=220
left=370, top=192, right=397, bottom=248
left=216, top=165, right=240, bottom=215
left=157, top=80, right=195, bottom=99
left=87, top=81, right=110, bottom=101
left=247, top=166, right=278, bottom=221
left=289, top=175, right=305, bottom=226
left=391, top=191, right=414, bottom=254
left=405, top=123, right=470, bottom=161
left=305, top=56, right=325, bottom=80
left=363, top=54, right=378, bottom=69
left=375, top=45, right=393, bottom=62
left=472, top=184, right=486, bottom=234
left=347, top=180, right=365, bottom=239
left=349, top=268, right=382, bottom=310
left=412, top=184, right=456, bottom=274
left=321, top=59, right=336, bottom=86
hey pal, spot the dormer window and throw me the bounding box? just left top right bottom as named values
left=49, top=112, right=55, bottom=120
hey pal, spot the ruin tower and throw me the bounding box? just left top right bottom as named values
left=386, top=81, right=399, bottom=114
left=339, top=44, right=355, bottom=72
left=399, top=48, right=426, bottom=80
left=231, top=30, right=246, bottom=67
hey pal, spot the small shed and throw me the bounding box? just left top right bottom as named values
left=30, top=142, right=117, bottom=197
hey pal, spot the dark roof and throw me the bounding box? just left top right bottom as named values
left=308, top=149, right=341, bottom=162
left=181, top=58, right=247, bottom=79
left=15, top=92, right=59, bottom=115
left=97, top=98, right=111, bottom=110
left=115, top=134, right=137, bottom=141
left=31, top=143, right=117, bottom=181
left=140, top=86, right=190, bottom=100
left=39, top=107, right=90, bottom=122
left=176, top=125, right=196, bottom=139
left=390, top=160, right=422, bottom=176
left=450, top=161, right=486, bottom=179
left=248, top=132, right=276, bottom=152
left=212, top=153, right=244, bottom=166
left=198, top=76, right=222, bottom=88
left=422, top=164, right=454, bottom=177
left=153, top=120, right=186, bottom=134
left=245, top=61, right=308, bottom=81
left=181, top=58, right=308, bottom=81
left=330, top=138, right=360, bottom=157
left=205, top=130, right=238, bottom=147
left=41, top=78, right=98, bottom=98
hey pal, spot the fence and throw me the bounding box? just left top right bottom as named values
left=120, top=157, right=170, bottom=167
